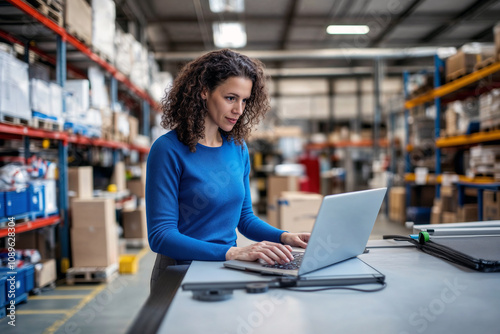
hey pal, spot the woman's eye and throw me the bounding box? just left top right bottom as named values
left=226, top=96, right=235, bottom=102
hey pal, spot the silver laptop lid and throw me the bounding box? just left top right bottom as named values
left=298, top=188, right=387, bottom=275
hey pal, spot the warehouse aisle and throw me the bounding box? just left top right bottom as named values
left=0, top=249, right=156, bottom=334
left=0, top=214, right=409, bottom=333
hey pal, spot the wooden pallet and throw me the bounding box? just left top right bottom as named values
left=66, top=27, right=92, bottom=47
left=66, top=264, right=119, bottom=285
left=474, top=56, right=496, bottom=71
left=0, top=113, right=30, bottom=126
left=32, top=116, right=63, bottom=132
left=446, top=68, right=468, bottom=83
left=25, top=0, right=63, bottom=26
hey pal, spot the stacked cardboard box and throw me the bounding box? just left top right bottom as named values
left=68, top=166, right=93, bottom=209
left=266, top=175, right=300, bottom=228
left=479, top=89, right=500, bottom=131
left=122, top=206, right=147, bottom=240
left=469, top=145, right=500, bottom=179
left=112, top=161, right=127, bottom=193
left=71, top=198, right=118, bottom=267
left=484, top=191, right=500, bottom=220
left=277, top=191, right=323, bottom=232
left=495, top=23, right=500, bottom=61
left=389, top=187, right=406, bottom=223
left=445, top=43, right=495, bottom=82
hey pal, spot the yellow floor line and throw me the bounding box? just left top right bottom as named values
left=18, top=310, right=70, bottom=315
left=43, top=284, right=107, bottom=334
left=55, top=285, right=104, bottom=290
left=136, top=247, right=150, bottom=261
left=29, top=295, right=85, bottom=300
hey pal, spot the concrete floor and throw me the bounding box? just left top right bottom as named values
left=0, top=213, right=411, bottom=334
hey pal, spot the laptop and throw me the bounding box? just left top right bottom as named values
left=224, top=188, right=387, bottom=279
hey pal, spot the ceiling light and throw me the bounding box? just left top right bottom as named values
left=326, top=25, right=370, bottom=35
left=209, top=0, right=244, bottom=13
left=213, top=22, right=247, bottom=48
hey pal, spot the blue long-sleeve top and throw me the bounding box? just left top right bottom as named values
left=146, top=130, right=284, bottom=261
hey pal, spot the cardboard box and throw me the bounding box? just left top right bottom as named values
left=36, top=259, right=56, bottom=288
left=483, top=190, right=500, bottom=220
left=442, top=212, right=457, bottom=224
left=71, top=224, right=118, bottom=267
left=446, top=51, right=478, bottom=80
left=111, top=161, right=126, bottom=192
left=65, top=0, right=92, bottom=46
left=126, top=179, right=145, bottom=198
left=71, top=198, right=116, bottom=229
left=457, top=204, right=478, bottom=222
left=68, top=167, right=94, bottom=198
left=409, top=185, right=435, bottom=207
left=495, top=24, right=500, bottom=61
left=389, top=187, right=406, bottom=223
left=128, top=116, right=139, bottom=144
left=266, top=176, right=299, bottom=228
left=15, top=229, right=53, bottom=260
left=122, top=207, right=147, bottom=239
left=278, top=192, right=323, bottom=232
left=430, top=207, right=441, bottom=224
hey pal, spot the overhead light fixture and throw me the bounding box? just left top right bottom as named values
left=209, top=0, right=244, bottom=13
left=213, top=22, right=247, bottom=48
left=326, top=25, right=370, bottom=35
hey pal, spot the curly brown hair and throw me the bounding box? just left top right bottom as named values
left=160, top=49, right=270, bottom=152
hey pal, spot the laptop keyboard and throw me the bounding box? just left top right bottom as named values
left=262, top=252, right=303, bottom=270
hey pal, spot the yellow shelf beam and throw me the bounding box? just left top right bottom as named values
left=405, top=61, right=500, bottom=109
left=436, top=129, right=500, bottom=148
left=405, top=173, right=495, bottom=184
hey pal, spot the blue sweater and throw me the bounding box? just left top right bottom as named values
left=146, top=130, right=284, bottom=261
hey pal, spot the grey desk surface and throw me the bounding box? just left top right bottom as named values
left=156, top=240, right=500, bottom=334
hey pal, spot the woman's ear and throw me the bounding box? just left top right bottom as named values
left=201, top=88, right=208, bottom=100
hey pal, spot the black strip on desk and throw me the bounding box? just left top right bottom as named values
left=126, top=264, right=189, bottom=334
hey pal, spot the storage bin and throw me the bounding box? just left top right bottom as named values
left=0, top=192, right=5, bottom=218
left=5, top=188, right=29, bottom=216
left=28, top=183, right=45, bottom=218
left=0, top=276, right=6, bottom=307
left=23, top=264, right=35, bottom=293
left=406, top=206, right=432, bottom=225
left=0, top=265, right=27, bottom=301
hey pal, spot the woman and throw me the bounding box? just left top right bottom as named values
left=146, top=49, right=310, bottom=288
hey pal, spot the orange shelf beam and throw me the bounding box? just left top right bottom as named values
left=405, top=61, right=500, bottom=109
left=5, top=0, right=158, bottom=108
left=0, top=215, right=60, bottom=238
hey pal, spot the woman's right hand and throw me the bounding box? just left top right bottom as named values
left=226, top=241, right=294, bottom=265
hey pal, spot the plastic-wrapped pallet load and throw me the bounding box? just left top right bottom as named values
left=30, top=78, right=51, bottom=116
left=91, top=0, right=115, bottom=62
left=114, top=28, right=133, bottom=76
left=49, top=82, right=63, bottom=121
left=479, top=89, right=500, bottom=131
left=149, top=71, right=173, bottom=102
left=0, top=51, right=31, bottom=122
left=64, top=79, right=90, bottom=135
left=88, top=66, right=109, bottom=109
left=130, top=41, right=149, bottom=89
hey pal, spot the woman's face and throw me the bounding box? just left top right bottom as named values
left=202, top=76, right=253, bottom=133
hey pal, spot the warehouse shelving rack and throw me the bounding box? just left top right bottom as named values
left=0, top=0, right=154, bottom=274
left=404, top=54, right=500, bottom=223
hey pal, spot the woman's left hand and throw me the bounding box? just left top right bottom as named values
left=280, top=232, right=310, bottom=249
